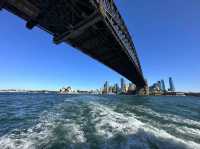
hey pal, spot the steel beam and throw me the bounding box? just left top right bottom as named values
left=0, top=0, right=6, bottom=10
left=101, top=0, right=143, bottom=74
left=1, top=0, right=146, bottom=88
left=53, top=11, right=101, bottom=44
left=6, top=0, right=39, bottom=18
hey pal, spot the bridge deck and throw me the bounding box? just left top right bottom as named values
left=0, top=0, right=146, bottom=88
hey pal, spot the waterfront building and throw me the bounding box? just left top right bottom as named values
left=60, top=86, right=76, bottom=94
left=128, top=83, right=136, bottom=94
left=149, top=82, right=162, bottom=95
left=157, top=81, right=162, bottom=91
left=115, top=83, right=120, bottom=94
left=111, top=85, right=116, bottom=93
left=112, top=84, right=119, bottom=94
left=121, top=78, right=126, bottom=93
left=109, top=86, right=113, bottom=93
left=103, top=81, right=109, bottom=94
left=169, top=77, right=175, bottom=92
left=161, top=80, right=166, bottom=91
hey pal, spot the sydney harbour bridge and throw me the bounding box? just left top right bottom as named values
left=0, top=0, right=148, bottom=93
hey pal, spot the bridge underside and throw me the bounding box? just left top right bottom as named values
left=0, top=0, right=146, bottom=88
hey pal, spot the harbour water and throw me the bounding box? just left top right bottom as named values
left=0, top=93, right=200, bottom=149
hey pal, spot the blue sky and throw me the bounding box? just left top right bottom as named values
left=0, top=0, right=199, bottom=91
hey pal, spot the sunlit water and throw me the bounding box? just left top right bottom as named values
left=0, top=93, right=200, bottom=149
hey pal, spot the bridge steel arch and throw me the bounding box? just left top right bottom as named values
left=0, top=0, right=147, bottom=89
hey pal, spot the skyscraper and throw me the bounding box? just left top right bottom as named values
left=161, top=80, right=166, bottom=91
left=103, top=81, right=109, bottom=94
left=114, top=83, right=120, bottom=94
left=121, top=78, right=125, bottom=93
left=169, top=77, right=175, bottom=92
left=157, top=81, right=162, bottom=91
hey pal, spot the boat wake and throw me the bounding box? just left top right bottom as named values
left=0, top=95, right=200, bottom=149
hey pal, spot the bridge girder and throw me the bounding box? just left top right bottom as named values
left=0, top=0, right=147, bottom=88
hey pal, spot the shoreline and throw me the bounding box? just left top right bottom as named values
left=0, top=91, right=200, bottom=97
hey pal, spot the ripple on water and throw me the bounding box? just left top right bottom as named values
left=0, top=95, right=200, bottom=149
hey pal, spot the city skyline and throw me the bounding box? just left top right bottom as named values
left=0, top=0, right=200, bottom=92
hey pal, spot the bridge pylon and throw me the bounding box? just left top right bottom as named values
left=136, top=86, right=149, bottom=96
left=136, top=80, right=149, bottom=96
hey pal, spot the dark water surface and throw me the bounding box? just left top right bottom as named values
left=0, top=93, right=200, bottom=149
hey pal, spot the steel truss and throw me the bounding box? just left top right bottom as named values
left=0, top=0, right=146, bottom=88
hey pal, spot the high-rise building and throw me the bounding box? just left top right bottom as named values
left=121, top=78, right=126, bottom=93
left=108, top=86, right=113, bottom=93
left=169, top=77, right=175, bottom=92
left=128, top=83, right=136, bottom=93
left=157, top=81, right=162, bottom=90
left=114, top=83, right=120, bottom=94
left=103, top=81, right=109, bottom=94
left=161, top=80, right=166, bottom=91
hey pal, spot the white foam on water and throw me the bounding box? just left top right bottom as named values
left=175, top=126, right=200, bottom=139
left=88, top=102, right=200, bottom=149
left=62, top=123, right=86, bottom=144
left=1, top=95, right=200, bottom=149
left=0, top=110, right=86, bottom=149
left=0, top=122, right=51, bottom=149
left=135, top=105, right=200, bottom=128
left=133, top=105, right=200, bottom=141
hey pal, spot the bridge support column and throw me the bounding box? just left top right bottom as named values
left=136, top=86, right=149, bottom=96
left=0, top=0, right=6, bottom=10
